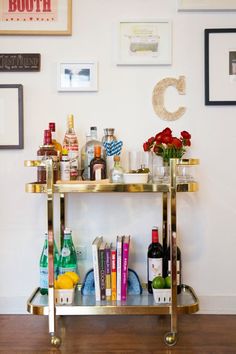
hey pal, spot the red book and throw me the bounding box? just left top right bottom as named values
left=111, top=244, right=117, bottom=301
left=121, top=236, right=130, bottom=301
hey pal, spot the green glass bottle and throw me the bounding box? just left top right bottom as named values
left=39, top=232, right=59, bottom=295
left=59, top=228, right=77, bottom=275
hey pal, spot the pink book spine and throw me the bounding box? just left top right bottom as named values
left=121, top=237, right=130, bottom=301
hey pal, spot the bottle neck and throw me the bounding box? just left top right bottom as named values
left=152, top=229, right=159, bottom=243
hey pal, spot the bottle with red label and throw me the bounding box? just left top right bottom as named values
left=37, top=129, right=59, bottom=183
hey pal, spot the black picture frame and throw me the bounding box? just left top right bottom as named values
left=0, top=84, right=24, bottom=149
left=205, top=28, right=236, bottom=105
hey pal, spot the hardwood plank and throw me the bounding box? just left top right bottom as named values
left=0, top=315, right=235, bottom=353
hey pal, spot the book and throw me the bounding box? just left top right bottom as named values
left=121, top=235, right=131, bottom=301
left=92, top=236, right=103, bottom=301
left=105, top=243, right=112, bottom=301
left=116, top=235, right=122, bottom=301
left=111, top=244, right=117, bottom=301
left=98, top=241, right=106, bottom=300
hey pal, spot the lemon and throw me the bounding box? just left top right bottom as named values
left=57, top=274, right=74, bottom=289
left=64, top=271, right=79, bottom=285
left=165, top=276, right=171, bottom=289
left=54, top=279, right=59, bottom=289
left=152, top=276, right=165, bottom=289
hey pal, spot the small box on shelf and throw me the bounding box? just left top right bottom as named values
left=153, top=288, right=171, bottom=304
left=54, top=288, right=75, bottom=305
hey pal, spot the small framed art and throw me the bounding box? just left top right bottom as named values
left=57, top=62, right=98, bottom=92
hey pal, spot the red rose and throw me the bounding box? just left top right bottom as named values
left=148, top=137, right=155, bottom=145
left=184, top=139, right=191, bottom=146
left=181, top=130, right=191, bottom=139
left=161, top=134, right=172, bottom=144
left=143, top=142, right=150, bottom=151
left=155, top=132, right=162, bottom=143
left=172, top=137, right=182, bottom=148
left=162, top=127, right=172, bottom=136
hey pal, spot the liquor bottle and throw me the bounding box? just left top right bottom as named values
left=81, top=127, right=103, bottom=180
left=48, top=122, right=62, bottom=158
left=37, top=129, right=59, bottom=184
left=110, top=155, right=124, bottom=183
left=102, top=128, right=117, bottom=144
left=59, top=228, right=77, bottom=274
left=60, top=148, right=70, bottom=181
left=147, top=226, right=163, bottom=294
left=63, top=114, right=79, bottom=180
left=39, top=232, right=60, bottom=295
left=163, top=235, right=182, bottom=294
left=90, top=145, right=106, bottom=181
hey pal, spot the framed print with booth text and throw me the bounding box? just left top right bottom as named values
left=116, top=19, right=172, bottom=65
left=0, top=0, right=72, bottom=35
left=205, top=28, right=236, bottom=105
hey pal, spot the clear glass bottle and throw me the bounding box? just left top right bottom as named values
left=39, top=232, right=60, bottom=295
left=60, top=148, right=70, bottom=181
left=49, top=122, right=62, bottom=158
left=147, top=226, right=163, bottom=294
left=110, top=155, right=124, bottom=183
left=81, top=127, right=104, bottom=180
left=63, top=114, right=79, bottom=180
left=90, top=145, right=106, bottom=181
left=37, top=129, right=59, bottom=183
left=59, top=228, right=77, bottom=274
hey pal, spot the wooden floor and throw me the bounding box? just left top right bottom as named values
left=0, top=314, right=236, bottom=353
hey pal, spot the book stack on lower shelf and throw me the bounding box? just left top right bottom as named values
left=92, top=235, right=131, bottom=302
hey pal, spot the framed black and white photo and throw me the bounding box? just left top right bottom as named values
left=0, top=84, right=23, bottom=149
left=116, top=19, right=172, bottom=65
left=205, top=28, right=236, bottom=105
left=57, top=62, right=98, bottom=91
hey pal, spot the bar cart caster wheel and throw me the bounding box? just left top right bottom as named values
left=164, top=332, right=177, bottom=346
left=50, top=335, right=61, bottom=347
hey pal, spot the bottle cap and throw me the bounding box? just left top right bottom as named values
left=90, top=126, right=97, bottom=131
left=64, top=227, right=72, bottom=234
left=43, top=129, right=52, bottom=145
left=49, top=122, right=55, bottom=132
left=94, top=145, right=101, bottom=156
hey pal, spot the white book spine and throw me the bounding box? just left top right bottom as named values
left=116, top=236, right=122, bottom=301
left=92, top=237, right=102, bottom=301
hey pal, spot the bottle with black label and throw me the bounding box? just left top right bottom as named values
left=147, top=226, right=163, bottom=294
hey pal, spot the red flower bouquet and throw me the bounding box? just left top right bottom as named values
left=143, top=127, right=191, bottom=163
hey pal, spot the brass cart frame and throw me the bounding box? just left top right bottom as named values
left=25, top=158, right=199, bottom=347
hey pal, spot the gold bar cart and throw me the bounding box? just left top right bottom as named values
left=25, top=158, right=199, bottom=347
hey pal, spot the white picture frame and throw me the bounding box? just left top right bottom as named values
left=57, top=62, right=98, bottom=92
left=177, top=0, right=236, bottom=11
left=116, top=19, right=172, bottom=65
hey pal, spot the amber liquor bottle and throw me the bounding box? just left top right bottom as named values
left=49, top=122, right=62, bottom=158
left=90, top=145, right=106, bottom=181
left=37, top=129, right=59, bottom=183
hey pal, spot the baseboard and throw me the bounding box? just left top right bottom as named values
left=0, top=295, right=236, bottom=315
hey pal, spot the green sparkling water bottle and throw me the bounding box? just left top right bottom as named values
left=39, top=232, right=59, bottom=295
left=59, top=228, right=77, bottom=274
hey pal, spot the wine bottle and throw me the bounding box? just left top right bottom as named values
left=163, top=235, right=182, bottom=294
left=49, top=122, right=62, bottom=158
left=90, top=145, right=106, bottom=181
left=63, top=114, right=79, bottom=180
left=147, top=227, right=163, bottom=294
left=39, top=232, right=59, bottom=295
left=59, top=228, right=77, bottom=274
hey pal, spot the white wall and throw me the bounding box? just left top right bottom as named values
left=1, top=0, right=236, bottom=314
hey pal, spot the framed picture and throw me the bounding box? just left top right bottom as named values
left=205, top=28, right=236, bottom=105
left=116, top=19, right=172, bottom=65
left=0, top=84, right=24, bottom=149
left=177, top=0, right=236, bottom=11
left=0, top=0, right=72, bottom=35
left=57, top=62, right=98, bottom=92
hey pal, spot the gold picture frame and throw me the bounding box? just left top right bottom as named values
left=0, top=0, right=72, bottom=35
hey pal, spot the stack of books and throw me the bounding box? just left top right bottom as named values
left=92, top=235, right=131, bottom=302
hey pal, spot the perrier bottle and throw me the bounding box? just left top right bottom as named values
left=39, top=232, right=59, bottom=295
left=59, top=228, right=77, bottom=275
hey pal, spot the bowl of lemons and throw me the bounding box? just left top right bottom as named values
left=54, top=271, right=79, bottom=305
